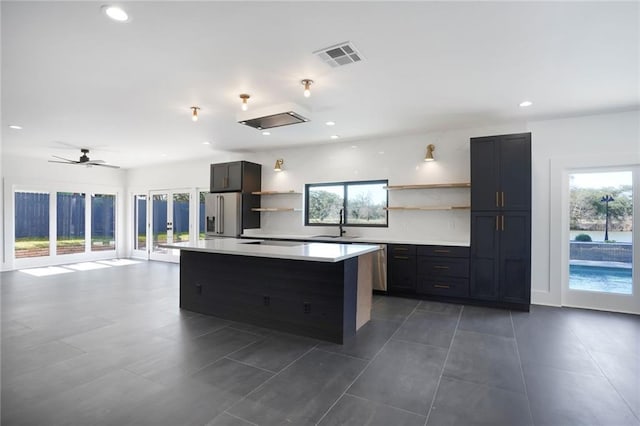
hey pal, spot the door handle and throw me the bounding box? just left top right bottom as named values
left=495, top=191, right=499, bottom=207
left=501, top=215, right=505, bottom=231
left=219, top=196, right=224, bottom=234
left=434, top=284, right=450, bottom=289
left=433, top=265, right=449, bottom=270
left=495, top=215, right=499, bottom=231
left=501, top=192, right=505, bottom=208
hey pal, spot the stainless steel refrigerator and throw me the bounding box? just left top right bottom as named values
left=205, top=192, right=260, bottom=237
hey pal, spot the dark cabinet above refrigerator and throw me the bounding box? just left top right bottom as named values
left=210, top=161, right=261, bottom=193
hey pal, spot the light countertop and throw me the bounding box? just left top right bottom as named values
left=240, top=232, right=470, bottom=247
left=160, top=238, right=381, bottom=263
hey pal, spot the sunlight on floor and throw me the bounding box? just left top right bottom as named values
left=19, top=259, right=142, bottom=277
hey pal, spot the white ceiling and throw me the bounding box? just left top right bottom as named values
left=2, top=1, right=638, bottom=169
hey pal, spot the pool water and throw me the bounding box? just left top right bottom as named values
left=569, top=265, right=633, bottom=295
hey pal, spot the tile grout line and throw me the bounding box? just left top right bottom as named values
left=314, top=301, right=422, bottom=425
left=510, top=310, right=535, bottom=426
left=216, top=411, right=260, bottom=426
left=423, top=305, right=464, bottom=426
left=222, top=344, right=320, bottom=418
left=567, top=317, right=640, bottom=423
left=344, top=391, right=427, bottom=418
left=223, top=356, right=278, bottom=375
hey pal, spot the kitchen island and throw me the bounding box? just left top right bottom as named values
left=163, top=239, right=380, bottom=343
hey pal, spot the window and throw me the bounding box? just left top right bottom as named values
left=57, top=192, right=86, bottom=255
left=15, top=190, right=50, bottom=258
left=134, top=194, right=147, bottom=251
left=305, top=180, right=388, bottom=227
left=91, top=194, right=116, bottom=251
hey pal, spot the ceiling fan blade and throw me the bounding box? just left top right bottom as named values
left=84, top=160, right=106, bottom=164
left=51, top=155, right=78, bottom=162
left=48, top=160, right=76, bottom=164
left=95, top=163, right=121, bottom=169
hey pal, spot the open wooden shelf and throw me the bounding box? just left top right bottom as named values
left=251, top=207, right=302, bottom=212
left=384, top=205, right=471, bottom=211
left=384, top=183, right=470, bottom=190
left=251, top=190, right=301, bottom=195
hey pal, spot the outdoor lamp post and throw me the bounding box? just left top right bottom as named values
left=600, top=194, right=614, bottom=241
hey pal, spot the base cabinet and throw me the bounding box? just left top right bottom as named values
left=387, top=244, right=417, bottom=292
left=417, top=246, right=470, bottom=298
left=180, top=250, right=358, bottom=343
left=470, top=212, right=531, bottom=306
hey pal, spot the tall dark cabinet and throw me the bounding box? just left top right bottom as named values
left=470, top=133, right=531, bottom=309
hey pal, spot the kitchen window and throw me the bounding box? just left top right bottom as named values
left=305, top=180, right=388, bottom=227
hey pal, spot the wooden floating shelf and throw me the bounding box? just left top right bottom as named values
left=384, top=206, right=471, bottom=211
left=251, top=190, right=301, bottom=195
left=384, top=183, right=471, bottom=190
left=251, top=208, right=302, bottom=212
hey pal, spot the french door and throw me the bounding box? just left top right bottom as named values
left=563, top=167, right=638, bottom=314
left=149, top=190, right=192, bottom=262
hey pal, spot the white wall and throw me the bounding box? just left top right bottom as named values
left=1, top=154, right=127, bottom=270
left=527, top=110, right=640, bottom=307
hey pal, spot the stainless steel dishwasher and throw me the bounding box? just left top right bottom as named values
left=372, top=244, right=387, bottom=291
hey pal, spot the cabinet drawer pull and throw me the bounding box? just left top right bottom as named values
left=394, top=255, right=409, bottom=259
left=434, top=284, right=450, bottom=289
left=433, top=249, right=450, bottom=253
left=501, top=191, right=505, bottom=207
left=495, top=191, right=499, bottom=207
left=501, top=215, right=504, bottom=231
left=394, top=247, right=409, bottom=251
left=495, top=215, right=499, bottom=231
left=433, top=265, right=449, bottom=269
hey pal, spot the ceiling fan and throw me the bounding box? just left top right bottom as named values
left=49, top=148, right=120, bottom=169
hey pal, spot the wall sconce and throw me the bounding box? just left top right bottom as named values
left=239, top=94, right=250, bottom=111
left=424, top=144, right=435, bottom=162
left=190, top=106, right=200, bottom=122
left=301, top=79, right=313, bottom=98
left=274, top=159, right=284, bottom=172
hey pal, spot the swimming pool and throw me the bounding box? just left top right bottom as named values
left=569, top=265, right=633, bottom=295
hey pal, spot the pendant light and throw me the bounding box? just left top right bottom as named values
left=190, top=106, right=200, bottom=122
left=239, top=94, right=250, bottom=111
left=301, top=79, right=313, bottom=98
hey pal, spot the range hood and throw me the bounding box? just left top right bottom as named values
left=237, top=102, right=311, bottom=130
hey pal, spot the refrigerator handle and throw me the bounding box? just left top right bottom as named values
left=219, top=195, right=224, bottom=234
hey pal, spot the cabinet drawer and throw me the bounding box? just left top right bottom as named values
left=417, top=277, right=469, bottom=297
left=417, top=258, right=469, bottom=278
left=417, top=245, right=469, bottom=258
left=389, top=244, right=416, bottom=256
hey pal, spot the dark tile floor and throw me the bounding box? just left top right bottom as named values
left=2, top=261, right=639, bottom=425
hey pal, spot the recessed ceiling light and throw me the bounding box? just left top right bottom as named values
left=519, top=100, right=533, bottom=107
left=351, top=145, right=357, bottom=149
left=325, top=121, right=335, bottom=126
left=102, top=5, right=129, bottom=22
left=331, top=135, right=340, bottom=140
left=8, top=125, right=22, bottom=130
left=161, top=153, right=167, bottom=157
left=262, top=131, right=271, bottom=136
left=202, top=141, right=211, bottom=145
left=378, top=151, right=385, bottom=155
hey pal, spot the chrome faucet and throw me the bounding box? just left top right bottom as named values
left=338, top=209, right=346, bottom=237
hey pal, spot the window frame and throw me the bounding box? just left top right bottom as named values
left=304, top=179, right=389, bottom=227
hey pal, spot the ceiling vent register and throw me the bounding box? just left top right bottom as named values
left=314, top=41, right=363, bottom=67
